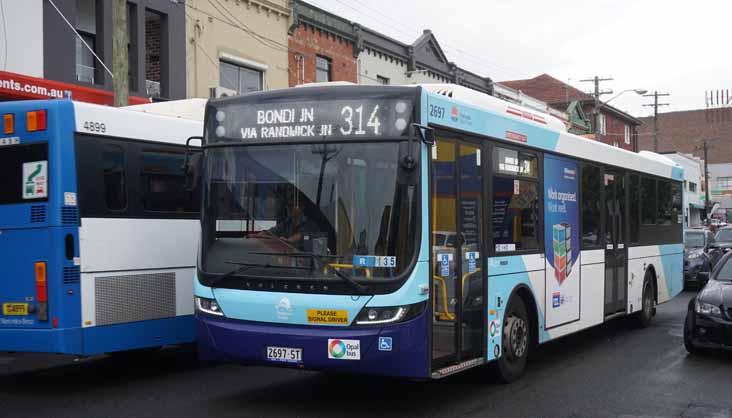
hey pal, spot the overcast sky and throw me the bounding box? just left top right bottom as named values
left=307, top=0, right=732, bottom=118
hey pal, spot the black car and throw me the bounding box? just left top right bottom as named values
left=684, top=252, right=732, bottom=353
left=684, top=229, right=714, bottom=288
left=709, top=227, right=732, bottom=267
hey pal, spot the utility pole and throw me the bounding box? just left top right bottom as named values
left=641, top=91, right=670, bottom=152
left=112, top=0, right=128, bottom=107
left=704, top=140, right=710, bottom=217
left=694, top=138, right=718, bottom=223
left=580, top=76, right=613, bottom=141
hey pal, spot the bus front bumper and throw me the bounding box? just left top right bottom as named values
left=196, top=311, right=430, bottom=379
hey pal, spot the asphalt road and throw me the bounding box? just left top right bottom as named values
left=1, top=290, right=731, bottom=418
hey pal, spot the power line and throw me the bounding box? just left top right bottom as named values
left=311, top=0, right=530, bottom=80
left=47, top=0, right=113, bottom=78
left=208, top=0, right=289, bottom=52
left=344, top=0, right=530, bottom=78
left=183, top=1, right=289, bottom=52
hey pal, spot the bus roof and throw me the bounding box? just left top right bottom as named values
left=73, top=101, right=202, bottom=145
left=421, top=83, right=683, bottom=181
left=124, top=98, right=207, bottom=122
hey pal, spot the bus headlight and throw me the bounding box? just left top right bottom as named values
left=354, top=301, right=426, bottom=325
left=196, top=296, right=225, bottom=317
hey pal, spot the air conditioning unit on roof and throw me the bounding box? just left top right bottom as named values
left=210, top=86, right=238, bottom=98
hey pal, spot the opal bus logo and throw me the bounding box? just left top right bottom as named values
left=275, top=297, right=292, bottom=320
left=327, top=338, right=361, bottom=360
left=450, top=106, right=459, bottom=122
left=329, top=339, right=346, bottom=358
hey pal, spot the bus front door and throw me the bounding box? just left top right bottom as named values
left=603, top=170, right=628, bottom=316
left=430, top=138, right=485, bottom=369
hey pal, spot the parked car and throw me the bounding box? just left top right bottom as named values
left=684, top=251, right=732, bottom=354
left=709, top=226, right=732, bottom=267
left=684, top=229, right=714, bottom=289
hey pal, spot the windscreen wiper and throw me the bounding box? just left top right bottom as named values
left=251, top=251, right=367, bottom=294
left=208, top=260, right=310, bottom=287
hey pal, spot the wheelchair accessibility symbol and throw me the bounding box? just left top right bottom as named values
left=378, top=337, right=393, bottom=351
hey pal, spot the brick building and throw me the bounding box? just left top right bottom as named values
left=501, top=74, right=641, bottom=151
left=288, top=1, right=357, bottom=86
left=637, top=109, right=732, bottom=164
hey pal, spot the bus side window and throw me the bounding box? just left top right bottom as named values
left=102, top=144, right=128, bottom=212
left=140, top=149, right=198, bottom=213
left=491, top=146, right=540, bottom=253
left=581, top=165, right=601, bottom=248
left=641, top=177, right=656, bottom=225
left=629, top=174, right=640, bottom=244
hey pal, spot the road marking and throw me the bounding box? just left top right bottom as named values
left=682, top=405, right=732, bottom=418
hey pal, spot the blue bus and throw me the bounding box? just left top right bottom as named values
left=0, top=99, right=202, bottom=355
left=192, top=84, right=683, bottom=381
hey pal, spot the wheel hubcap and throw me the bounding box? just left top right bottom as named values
left=505, top=315, right=528, bottom=360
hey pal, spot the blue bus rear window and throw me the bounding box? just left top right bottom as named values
left=0, top=142, right=49, bottom=204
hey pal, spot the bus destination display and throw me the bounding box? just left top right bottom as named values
left=209, top=99, right=413, bottom=143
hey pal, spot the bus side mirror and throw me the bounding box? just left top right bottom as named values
left=182, top=136, right=203, bottom=191
left=401, top=124, right=434, bottom=170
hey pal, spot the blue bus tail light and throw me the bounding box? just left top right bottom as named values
left=354, top=301, right=427, bottom=325
left=196, top=296, right=224, bottom=316
left=34, top=261, right=48, bottom=321
left=3, top=114, right=13, bottom=134
left=26, top=110, right=46, bottom=132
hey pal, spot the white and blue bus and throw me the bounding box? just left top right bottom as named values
left=0, top=99, right=202, bottom=355
left=192, top=84, right=683, bottom=381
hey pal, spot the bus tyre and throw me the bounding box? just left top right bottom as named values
left=634, top=278, right=655, bottom=328
left=495, top=296, right=530, bottom=383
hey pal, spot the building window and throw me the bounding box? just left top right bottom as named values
left=376, top=75, right=390, bottom=85
left=624, top=125, right=631, bottom=144
left=689, top=182, right=697, bottom=192
left=316, top=55, right=331, bottom=83
left=716, top=176, right=732, bottom=190
left=75, top=0, right=97, bottom=84
left=219, top=60, right=263, bottom=94
left=145, top=10, right=163, bottom=97
left=597, top=113, right=606, bottom=135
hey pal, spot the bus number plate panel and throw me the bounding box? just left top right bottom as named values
left=2, top=303, right=28, bottom=316
left=266, top=346, right=303, bottom=363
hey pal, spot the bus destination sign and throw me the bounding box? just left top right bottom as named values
left=208, top=99, right=414, bottom=143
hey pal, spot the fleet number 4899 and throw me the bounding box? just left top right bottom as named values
left=83, top=121, right=106, bottom=133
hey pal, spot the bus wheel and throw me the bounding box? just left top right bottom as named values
left=495, top=296, right=530, bottom=383
left=633, top=278, right=655, bottom=328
